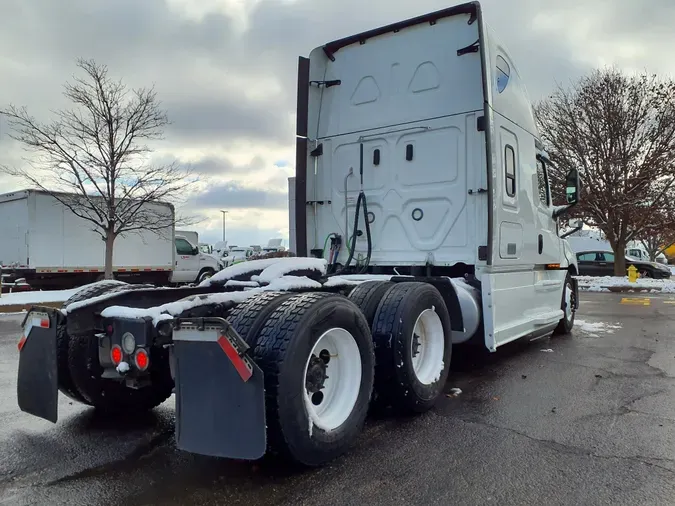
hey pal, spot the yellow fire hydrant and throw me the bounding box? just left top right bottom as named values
left=627, top=264, right=638, bottom=283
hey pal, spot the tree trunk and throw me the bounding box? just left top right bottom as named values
left=614, top=242, right=627, bottom=276
left=104, top=231, right=116, bottom=280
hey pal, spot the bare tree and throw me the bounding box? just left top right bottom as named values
left=1, top=58, right=198, bottom=279
left=636, top=204, right=675, bottom=261
left=536, top=68, right=675, bottom=275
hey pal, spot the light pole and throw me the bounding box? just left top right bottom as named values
left=220, top=210, right=228, bottom=242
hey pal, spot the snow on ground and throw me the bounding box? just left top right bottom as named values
left=576, top=275, right=675, bottom=293
left=575, top=319, right=622, bottom=337
left=0, top=287, right=81, bottom=306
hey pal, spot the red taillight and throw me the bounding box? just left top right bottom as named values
left=134, top=348, right=149, bottom=371
left=17, top=336, right=27, bottom=352
left=40, top=318, right=49, bottom=328
left=111, top=345, right=123, bottom=365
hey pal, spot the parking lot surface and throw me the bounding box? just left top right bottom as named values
left=1, top=291, right=674, bottom=506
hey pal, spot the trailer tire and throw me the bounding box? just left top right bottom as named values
left=371, top=282, right=452, bottom=414
left=553, top=273, right=576, bottom=335
left=347, top=281, right=394, bottom=328
left=254, top=292, right=374, bottom=467
left=226, top=292, right=296, bottom=346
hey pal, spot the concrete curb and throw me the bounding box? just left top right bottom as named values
left=0, top=301, right=63, bottom=314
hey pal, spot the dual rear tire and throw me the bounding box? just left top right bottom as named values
left=59, top=279, right=452, bottom=467
left=349, top=281, right=452, bottom=413
left=219, top=282, right=453, bottom=466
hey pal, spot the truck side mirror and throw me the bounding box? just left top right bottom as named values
left=192, top=246, right=199, bottom=255
left=566, top=168, right=580, bottom=205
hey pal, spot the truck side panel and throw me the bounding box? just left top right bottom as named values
left=311, top=11, right=484, bottom=140
left=479, top=24, right=567, bottom=347
left=310, top=113, right=486, bottom=267
left=304, top=9, right=488, bottom=266
left=481, top=271, right=564, bottom=350
left=0, top=194, right=29, bottom=267
left=28, top=193, right=174, bottom=272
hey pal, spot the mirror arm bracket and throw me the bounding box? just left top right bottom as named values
left=552, top=202, right=578, bottom=219
left=560, top=221, right=583, bottom=239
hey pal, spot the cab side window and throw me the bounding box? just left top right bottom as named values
left=536, top=159, right=550, bottom=206
left=504, top=145, right=516, bottom=197
left=175, top=238, right=195, bottom=255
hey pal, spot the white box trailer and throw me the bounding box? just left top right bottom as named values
left=0, top=190, right=219, bottom=288
left=16, top=1, right=582, bottom=469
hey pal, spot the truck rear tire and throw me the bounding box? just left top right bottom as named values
left=347, top=281, right=394, bottom=328
left=56, top=319, right=91, bottom=405
left=68, top=332, right=174, bottom=415
left=62, top=280, right=128, bottom=309
left=226, top=292, right=296, bottom=346
left=57, top=280, right=130, bottom=404
left=371, top=282, right=452, bottom=414
left=254, top=292, right=374, bottom=466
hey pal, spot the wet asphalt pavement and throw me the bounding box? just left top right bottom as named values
left=1, top=291, right=675, bottom=506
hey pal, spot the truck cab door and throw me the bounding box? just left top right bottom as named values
left=577, top=252, right=595, bottom=275
left=597, top=251, right=615, bottom=276
left=535, top=158, right=563, bottom=265
left=173, top=238, right=200, bottom=283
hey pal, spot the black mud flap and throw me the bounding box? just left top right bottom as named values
left=172, top=317, right=266, bottom=460
left=17, top=307, right=60, bottom=423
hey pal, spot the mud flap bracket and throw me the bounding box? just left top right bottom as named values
left=172, top=317, right=266, bottom=460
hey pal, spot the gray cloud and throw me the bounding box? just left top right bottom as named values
left=189, top=181, right=288, bottom=210
left=188, top=155, right=266, bottom=176
left=2, top=0, right=674, bottom=243
left=0, top=0, right=597, bottom=152
left=165, top=95, right=292, bottom=145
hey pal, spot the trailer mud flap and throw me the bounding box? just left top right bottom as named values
left=17, top=307, right=59, bottom=423
left=172, top=317, right=266, bottom=460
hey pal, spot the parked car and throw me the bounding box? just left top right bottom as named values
left=576, top=250, right=671, bottom=278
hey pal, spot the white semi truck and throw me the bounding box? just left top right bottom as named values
left=16, top=1, right=581, bottom=468
left=0, top=190, right=220, bottom=288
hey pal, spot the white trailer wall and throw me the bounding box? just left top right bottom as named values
left=24, top=192, right=174, bottom=271
left=0, top=193, right=30, bottom=267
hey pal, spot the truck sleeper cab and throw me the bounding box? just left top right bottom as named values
left=16, top=1, right=580, bottom=469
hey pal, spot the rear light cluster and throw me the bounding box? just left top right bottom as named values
left=109, top=338, right=150, bottom=372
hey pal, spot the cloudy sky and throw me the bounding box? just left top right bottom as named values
left=0, top=0, right=671, bottom=248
